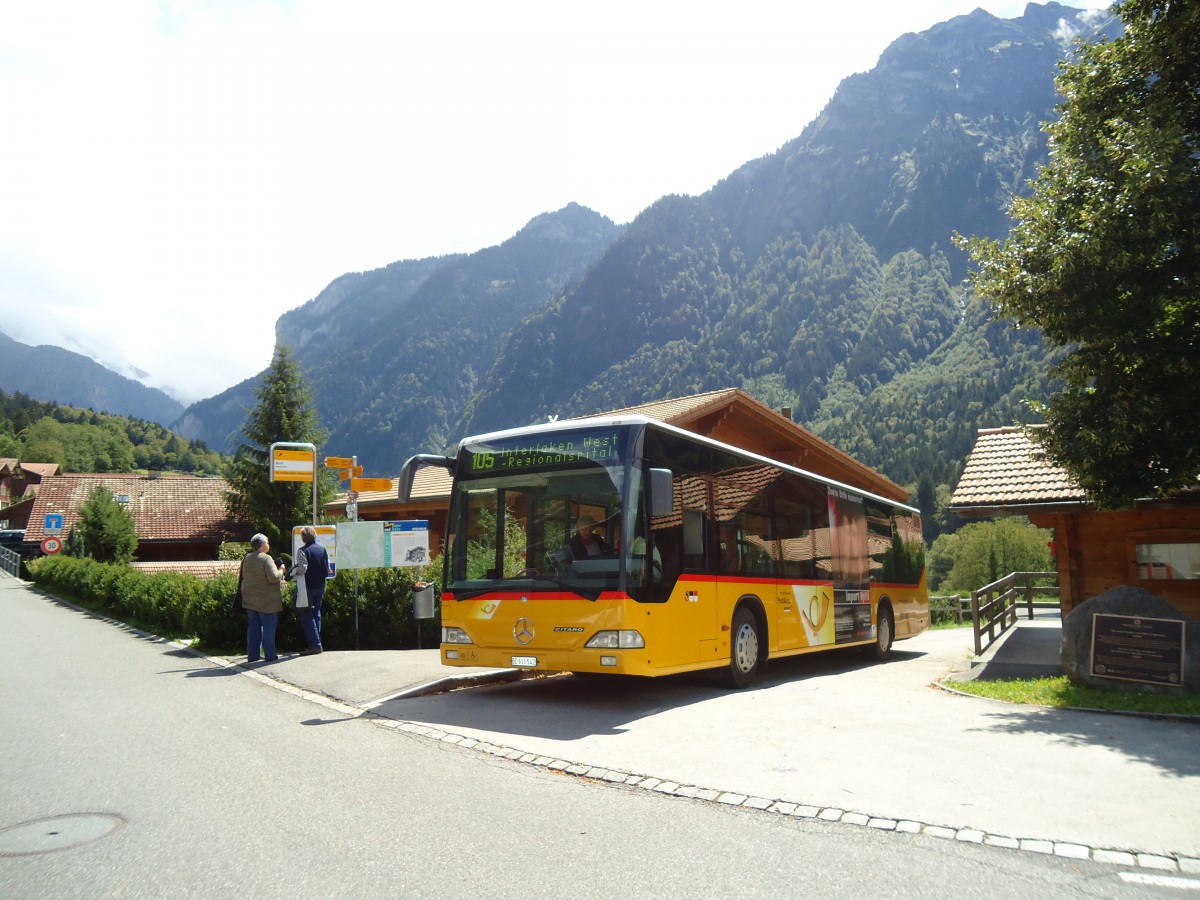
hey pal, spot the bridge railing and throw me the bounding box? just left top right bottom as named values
left=0, top=545, right=21, bottom=579
left=970, top=571, right=1060, bottom=656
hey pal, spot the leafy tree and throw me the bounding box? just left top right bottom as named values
left=224, top=345, right=330, bottom=550
left=929, top=518, right=1052, bottom=594
left=0, top=389, right=222, bottom=475
left=76, top=486, right=138, bottom=563
left=959, top=0, right=1200, bottom=507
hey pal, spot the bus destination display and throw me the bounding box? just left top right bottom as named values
left=466, top=428, right=626, bottom=474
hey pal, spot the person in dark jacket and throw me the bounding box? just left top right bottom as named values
left=293, top=526, right=330, bottom=655
left=568, top=515, right=609, bottom=560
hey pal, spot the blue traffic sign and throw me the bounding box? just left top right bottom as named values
left=44, top=514, right=63, bottom=535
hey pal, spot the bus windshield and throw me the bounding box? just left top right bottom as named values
left=444, top=425, right=635, bottom=600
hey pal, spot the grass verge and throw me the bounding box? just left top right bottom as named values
left=947, top=676, right=1200, bottom=718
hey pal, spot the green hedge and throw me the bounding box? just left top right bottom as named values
left=27, top=555, right=440, bottom=654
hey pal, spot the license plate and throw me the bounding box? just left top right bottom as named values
left=511, top=656, right=538, bottom=668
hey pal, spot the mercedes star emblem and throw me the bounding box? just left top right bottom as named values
left=513, top=617, right=535, bottom=645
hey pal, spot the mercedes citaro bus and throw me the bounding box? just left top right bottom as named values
left=399, top=416, right=929, bottom=687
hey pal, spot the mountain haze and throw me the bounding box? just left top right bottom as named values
left=174, top=2, right=1119, bottom=500
left=0, top=331, right=184, bottom=427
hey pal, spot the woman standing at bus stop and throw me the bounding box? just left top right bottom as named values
left=292, top=526, right=329, bottom=655
left=240, top=533, right=286, bottom=663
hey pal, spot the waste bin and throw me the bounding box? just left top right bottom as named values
left=412, top=582, right=435, bottom=619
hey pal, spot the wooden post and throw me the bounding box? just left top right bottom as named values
left=971, top=587, right=983, bottom=656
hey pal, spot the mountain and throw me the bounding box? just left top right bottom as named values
left=173, top=203, right=622, bottom=466
left=0, top=331, right=184, bottom=427
left=176, top=2, right=1120, bottom=502
left=457, top=3, right=1119, bottom=480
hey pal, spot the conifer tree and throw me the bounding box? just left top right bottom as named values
left=224, top=345, right=330, bottom=551
left=76, top=485, right=138, bottom=563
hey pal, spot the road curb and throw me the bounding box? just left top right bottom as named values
left=369, top=714, right=1200, bottom=877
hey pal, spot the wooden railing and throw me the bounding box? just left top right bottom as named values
left=930, top=594, right=969, bottom=623
left=970, top=571, right=1060, bottom=656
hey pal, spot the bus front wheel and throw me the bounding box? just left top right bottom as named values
left=864, top=604, right=894, bottom=661
left=725, top=607, right=761, bottom=689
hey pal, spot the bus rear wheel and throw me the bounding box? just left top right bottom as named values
left=725, top=607, right=761, bottom=689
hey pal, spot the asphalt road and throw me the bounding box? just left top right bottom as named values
left=369, top=633, right=1200, bottom=861
left=1, top=579, right=1188, bottom=898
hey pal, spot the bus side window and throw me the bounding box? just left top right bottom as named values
left=682, top=509, right=704, bottom=563
left=775, top=478, right=826, bottom=580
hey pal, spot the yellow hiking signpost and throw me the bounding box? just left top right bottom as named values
left=351, top=477, right=394, bottom=493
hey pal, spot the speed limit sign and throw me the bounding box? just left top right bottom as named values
left=41, top=536, right=63, bottom=555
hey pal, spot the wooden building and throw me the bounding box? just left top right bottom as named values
left=0, top=460, right=61, bottom=529
left=950, top=426, right=1200, bottom=619
left=324, top=388, right=911, bottom=554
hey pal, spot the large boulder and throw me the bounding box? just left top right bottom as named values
left=1061, top=586, right=1199, bottom=693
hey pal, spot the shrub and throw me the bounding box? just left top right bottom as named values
left=27, top=555, right=440, bottom=655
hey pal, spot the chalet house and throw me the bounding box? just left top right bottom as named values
left=0, top=460, right=61, bottom=529
left=950, top=426, right=1200, bottom=620
left=325, top=388, right=911, bottom=555
left=23, top=472, right=251, bottom=563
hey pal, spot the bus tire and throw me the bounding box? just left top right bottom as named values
left=864, top=603, right=894, bottom=661
left=725, top=606, right=761, bottom=689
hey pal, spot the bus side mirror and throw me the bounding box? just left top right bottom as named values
left=398, top=454, right=456, bottom=503
left=649, top=468, right=674, bottom=518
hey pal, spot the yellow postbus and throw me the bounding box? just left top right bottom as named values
left=399, top=416, right=929, bottom=688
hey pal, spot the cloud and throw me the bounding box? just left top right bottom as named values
left=1, top=0, right=1107, bottom=406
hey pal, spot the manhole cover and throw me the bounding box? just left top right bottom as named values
left=0, top=813, right=126, bottom=856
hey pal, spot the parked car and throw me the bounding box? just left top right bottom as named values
left=0, top=528, right=26, bottom=546
left=0, top=529, right=36, bottom=559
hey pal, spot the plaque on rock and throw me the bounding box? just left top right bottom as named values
left=1090, top=614, right=1185, bottom=687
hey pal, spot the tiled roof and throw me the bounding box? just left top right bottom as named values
left=579, top=388, right=907, bottom=502
left=407, top=467, right=452, bottom=500
left=950, top=426, right=1088, bottom=510
left=131, top=560, right=241, bottom=578
left=594, top=389, right=742, bottom=423
left=19, top=463, right=60, bottom=478
left=342, top=467, right=450, bottom=508
left=345, top=388, right=906, bottom=509
left=347, top=393, right=762, bottom=510
left=25, top=474, right=247, bottom=543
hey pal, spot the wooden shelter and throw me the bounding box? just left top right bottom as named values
left=325, top=388, right=910, bottom=553
left=950, top=426, right=1200, bottom=619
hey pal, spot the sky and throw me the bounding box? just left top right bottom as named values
left=0, top=0, right=1103, bottom=406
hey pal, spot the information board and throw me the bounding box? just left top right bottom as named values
left=291, top=525, right=337, bottom=579
left=1091, top=613, right=1185, bottom=687
left=336, top=520, right=429, bottom=569
left=270, top=444, right=315, bottom=483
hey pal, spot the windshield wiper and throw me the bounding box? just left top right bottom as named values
left=524, top=574, right=601, bottom=602
left=449, top=576, right=601, bottom=602
left=448, top=586, right=494, bottom=601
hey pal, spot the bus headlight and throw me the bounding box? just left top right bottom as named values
left=442, top=627, right=473, bottom=644
left=585, top=630, right=646, bottom=650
